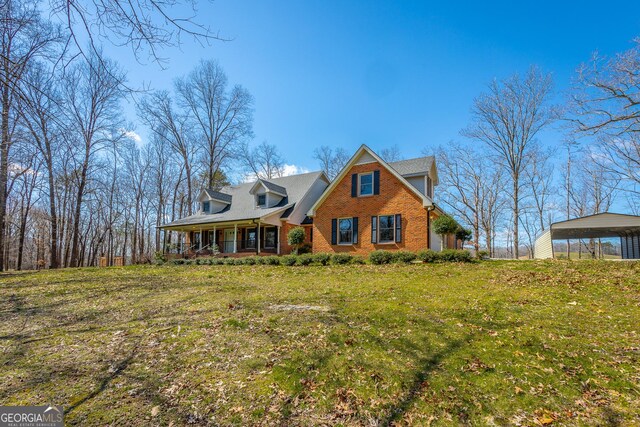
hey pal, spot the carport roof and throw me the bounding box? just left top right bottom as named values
left=548, top=212, right=640, bottom=240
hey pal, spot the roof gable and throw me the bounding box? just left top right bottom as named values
left=199, top=189, right=232, bottom=204
left=162, top=171, right=328, bottom=229
left=249, top=179, right=287, bottom=197
left=307, top=145, right=433, bottom=216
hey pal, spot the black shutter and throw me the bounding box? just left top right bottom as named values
left=331, top=219, right=337, bottom=245
left=373, top=170, right=380, bottom=195
left=395, top=214, right=402, bottom=243
left=371, top=216, right=377, bottom=244
left=352, top=217, right=358, bottom=244
left=351, top=174, right=358, bottom=197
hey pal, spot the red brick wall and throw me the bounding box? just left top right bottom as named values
left=312, top=161, right=429, bottom=255
left=279, top=223, right=312, bottom=254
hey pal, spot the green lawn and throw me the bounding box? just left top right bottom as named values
left=1, top=261, right=639, bottom=426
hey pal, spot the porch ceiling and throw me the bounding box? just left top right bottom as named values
left=162, top=220, right=258, bottom=232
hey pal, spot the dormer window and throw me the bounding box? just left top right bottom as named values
left=202, top=201, right=210, bottom=213
left=359, top=172, right=373, bottom=196
left=257, top=194, right=266, bottom=207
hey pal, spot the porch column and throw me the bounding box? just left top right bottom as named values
left=233, top=224, right=238, bottom=253
left=199, top=228, right=202, bottom=250
left=213, top=226, right=216, bottom=248
left=257, top=221, right=261, bottom=255
left=277, top=225, right=281, bottom=255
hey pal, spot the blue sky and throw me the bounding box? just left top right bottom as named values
left=106, top=0, right=640, bottom=172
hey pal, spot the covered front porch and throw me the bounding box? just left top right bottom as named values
left=162, top=219, right=283, bottom=257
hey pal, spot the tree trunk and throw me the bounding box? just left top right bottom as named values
left=0, top=80, right=10, bottom=271
left=512, top=177, right=519, bottom=259
left=69, top=150, right=90, bottom=267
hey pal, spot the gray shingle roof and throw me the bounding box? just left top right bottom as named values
left=388, top=156, right=434, bottom=176
left=161, top=171, right=324, bottom=229
left=203, top=189, right=232, bottom=203
left=259, top=179, right=287, bottom=195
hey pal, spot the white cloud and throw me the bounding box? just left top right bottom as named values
left=281, top=164, right=309, bottom=177
left=122, top=129, right=142, bottom=143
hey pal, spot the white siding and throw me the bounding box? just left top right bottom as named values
left=406, top=176, right=426, bottom=195
left=354, top=151, right=376, bottom=165
left=209, top=200, right=228, bottom=213
left=289, top=178, right=330, bottom=224
left=430, top=228, right=442, bottom=252
left=534, top=229, right=553, bottom=259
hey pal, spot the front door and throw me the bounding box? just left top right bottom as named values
left=224, top=229, right=235, bottom=253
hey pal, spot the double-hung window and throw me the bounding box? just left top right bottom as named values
left=338, top=218, right=353, bottom=244
left=202, top=201, right=210, bottom=213
left=378, top=215, right=395, bottom=243
left=257, top=194, right=266, bottom=207
left=359, top=172, right=373, bottom=196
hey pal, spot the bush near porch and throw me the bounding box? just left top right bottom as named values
left=161, top=249, right=473, bottom=266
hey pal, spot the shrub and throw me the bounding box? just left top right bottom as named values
left=154, top=251, right=166, bottom=265
left=476, top=250, right=489, bottom=260
left=210, top=257, right=223, bottom=265
left=331, top=253, right=353, bottom=265
left=263, top=256, right=280, bottom=265
left=393, top=250, right=417, bottom=263
left=243, top=256, right=257, bottom=265
left=369, top=250, right=393, bottom=265
left=432, top=215, right=459, bottom=236
left=297, top=243, right=312, bottom=254
left=439, top=249, right=472, bottom=262
left=296, top=253, right=314, bottom=266
left=280, top=255, right=297, bottom=266
left=352, top=255, right=366, bottom=265
left=184, top=258, right=196, bottom=265
left=417, top=250, right=438, bottom=263
left=222, top=257, right=238, bottom=265
left=287, top=227, right=306, bottom=254
left=312, top=253, right=331, bottom=266
left=169, top=258, right=185, bottom=265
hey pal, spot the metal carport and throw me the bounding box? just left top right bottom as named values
left=534, top=213, right=640, bottom=259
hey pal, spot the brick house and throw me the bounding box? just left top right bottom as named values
left=308, top=144, right=452, bottom=255
left=160, top=172, right=329, bottom=257
left=160, top=145, right=454, bottom=256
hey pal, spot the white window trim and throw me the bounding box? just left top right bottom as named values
left=337, top=217, right=354, bottom=245
left=358, top=172, right=374, bottom=197
left=377, top=214, right=395, bottom=244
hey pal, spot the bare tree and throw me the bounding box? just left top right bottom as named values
left=313, top=145, right=349, bottom=181
left=0, top=0, right=60, bottom=270
left=49, top=0, right=226, bottom=66
left=380, top=144, right=402, bottom=162
left=570, top=40, right=640, bottom=198
left=437, top=142, right=507, bottom=256
left=138, top=91, right=197, bottom=214
left=175, top=60, right=254, bottom=188
left=63, top=53, right=125, bottom=267
left=520, top=146, right=556, bottom=257
left=239, top=140, right=285, bottom=180
left=20, top=61, right=65, bottom=267
left=463, top=66, right=556, bottom=258
left=436, top=143, right=482, bottom=253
